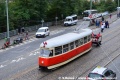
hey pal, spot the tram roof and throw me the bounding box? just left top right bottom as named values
left=40, top=28, right=92, bottom=48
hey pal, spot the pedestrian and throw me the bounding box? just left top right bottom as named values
left=25, top=31, right=29, bottom=40
left=100, top=21, right=102, bottom=27
left=18, top=27, right=21, bottom=35
left=95, top=19, right=97, bottom=27
left=101, top=16, right=104, bottom=21
left=103, top=21, right=105, bottom=28
left=97, top=20, right=100, bottom=27
left=101, top=24, right=104, bottom=33
left=107, top=21, right=109, bottom=28
left=21, top=27, right=25, bottom=33
left=105, top=20, right=107, bottom=28
left=117, top=13, right=119, bottom=18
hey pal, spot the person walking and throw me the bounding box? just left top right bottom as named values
left=107, top=21, right=109, bottom=28
left=102, top=16, right=104, bottom=21
left=110, top=14, right=112, bottom=19
left=25, top=31, right=29, bottom=40
left=101, top=23, right=104, bottom=33
left=105, top=20, right=107, bottom=28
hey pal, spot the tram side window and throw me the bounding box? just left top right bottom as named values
left=75, top=40, right=79, bottom=47
left=55, top=46, right=62, bottom=55
left=70, top=42, right=74, bottom=50
left=63, top=44, right=69, bottom=53
left=80, top=38, right=83, bottom=45
left=84, top=36, right=88, bottom=43
left=88, top=35, right=91, bottom=41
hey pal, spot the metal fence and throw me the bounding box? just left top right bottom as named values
left=0, top=21, right=63, bottom=40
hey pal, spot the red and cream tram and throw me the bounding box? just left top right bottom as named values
left=38, top=28, right=92, bottom=69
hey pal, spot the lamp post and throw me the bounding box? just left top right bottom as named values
left=118, top=0, right=119, bottom=7
left=6, top=0, right=10, bottom=42
left=90, top=0, right=92, bottom=14
left=118, top=0, right=120, bottom=14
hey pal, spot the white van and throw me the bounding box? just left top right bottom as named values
left=36, top=27, right=50, bottom=38
left=64, top=14, right=78, bottom=26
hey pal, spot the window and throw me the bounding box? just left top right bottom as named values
left=104, top=71, right=111, bottom=77
left=88, top=73, right=102, bottom=79
left=80, top=38, right=83, bottom=45
left=70, top=42, right=74, bottom=50
left=75, top=40, right=79, bottom=47
left=55, top=46, right=62, bottom=55
left=73, top=16, right=77, bottom=20
left=63, top=44, right=69, bottom=53
left=40, top=49, right=51, bottom=57
left=88, top=35, right=91, bottom=41
left=49, top=50, right=53, bottom=57
left=84, top=36, right=87, bottom=43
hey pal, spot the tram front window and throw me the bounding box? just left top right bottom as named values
left=65, top=19, right=72, bottom=21
left=83, top=12, right=89, bottom=17
left=40, top=49, right=53, bottom=57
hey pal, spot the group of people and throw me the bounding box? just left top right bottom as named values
left=18, top=27, right=29, bottom=40
left=95, top=16, right=109, bottom=33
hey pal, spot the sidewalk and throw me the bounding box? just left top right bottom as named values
left=90, top=12, right=118, bottom=29
left=0, top=24, right=64, bottom=49
left=0, top=12, right=118, bottom=50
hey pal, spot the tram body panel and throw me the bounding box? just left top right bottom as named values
left=39, top=41, right=92, bottom=69
left=38, top=28, right=92, bottom=69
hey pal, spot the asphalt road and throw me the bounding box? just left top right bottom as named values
left=0, top=15, right=120, bottom=80
left=10, top=18, right=120, bottom=80
left=0, top=20, right=90, bottom=80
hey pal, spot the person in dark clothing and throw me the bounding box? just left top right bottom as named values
left=25, top=31, right=29, bottom=40
left=107, top=21, right=109, bottom=28
left=21, top=27, right=25, bottom=33
left=102, top=16, right=104, bottom=21
left=110, top=14, right=112, bottom=19
left=105, top=21, right=107, bottom=28
left=18, top=27, right=21, bottom=35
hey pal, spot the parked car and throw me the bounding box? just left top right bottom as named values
left=36, top=27, right=50, bottom=38
left=87, top=66, right=116, bottom=80
left=64, top=14, right=78, bottom=26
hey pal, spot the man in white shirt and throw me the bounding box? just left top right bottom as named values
left=101, top=23, right=104, bottom=32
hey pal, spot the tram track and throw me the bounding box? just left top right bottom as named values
left=35, top=23, right=120, bottom=80
left=38, top=20, right=120, bottom=80
left=8, top=20, right=120, bottom=80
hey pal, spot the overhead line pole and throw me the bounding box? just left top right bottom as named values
left=6, top=0, right=10, bottom=42
left=118, top=0, right=119, bottom=7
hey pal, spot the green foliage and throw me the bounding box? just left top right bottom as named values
left=0, top=0, right=118, bottom=32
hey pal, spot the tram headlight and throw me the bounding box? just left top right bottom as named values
left=41, top=61, right=44, bottom=64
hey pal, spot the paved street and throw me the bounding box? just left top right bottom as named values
left=0, top=12, right=120, bottom=80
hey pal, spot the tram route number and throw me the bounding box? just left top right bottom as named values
left=58, top=76, right=88, bottom=80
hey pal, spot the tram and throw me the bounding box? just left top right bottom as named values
left=38, top=28, right=92, bottom=69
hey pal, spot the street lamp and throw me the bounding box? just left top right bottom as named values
left=90, top=0, right=92, bottom=14
left=6, top=0, right=10, bottom=42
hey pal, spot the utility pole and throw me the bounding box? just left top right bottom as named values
left=118, top=0, right=119, bottom=7
left=6, top=0, right=10, bottom=42
left=90, top=0, right=92, bottom=14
